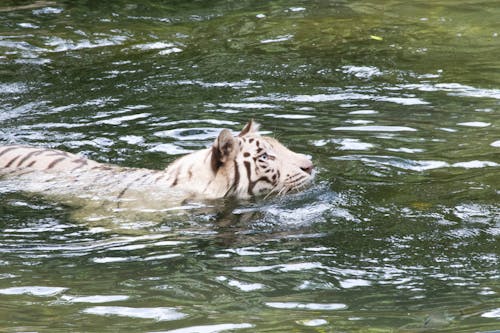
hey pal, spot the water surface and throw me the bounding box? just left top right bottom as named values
left=0, top=0, right=499, bottom=332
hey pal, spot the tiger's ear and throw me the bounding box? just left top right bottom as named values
left=238, top=119, right=260, bottom=137
left=211, top=129, right=238, bottom=172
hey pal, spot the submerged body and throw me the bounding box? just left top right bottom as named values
left=0, top=121, right=314, bottom=216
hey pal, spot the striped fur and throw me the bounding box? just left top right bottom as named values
left=0, top=120, right=314, bottom=206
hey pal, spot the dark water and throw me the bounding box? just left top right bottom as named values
left=1, top=1, right=499, bottom=332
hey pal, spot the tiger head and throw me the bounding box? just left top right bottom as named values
left=209, top=120, right=314, bottom=199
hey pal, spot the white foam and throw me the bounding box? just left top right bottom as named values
left=332, top=126, right=417, bottom=132
left=348, top=110, right=378, bottom=115
left=481, top=308, right=500, bottom=318
left=335, top=138, right=374, bottom=151
left=33, top=7, right=63, bottom=15
left=152, top=323, right=253, bottom=333
left=97, top=113, right=151, bottom=125
left=457, top=122, right=491, bottom=127
left=216, top=276, right=266, bottom=292
left=18, top=23, right=40, bottom=29
left=491, top=140, right=500, bottom=147
left=340, top=65, right=383, bottom=79
left=133, top=42, right=176, bottom=50
left=61, top=295, right=129, bottom=303
left=451, top=161, right=498, bottom=168
left=387, top=147, right=424, bottom=153
left=264, top=113, right=314, bottom=119
left=46, top=36, right=127, bottom=52
left=297, top=319, right=328, bottom=326
left=261, top=35, right=293, bottom=44
left=234, top=262, right=323, bottom=273
left=119, top=135, right=145, bottom=145
left=266, top=302, right=347, bottom=311
left=339, top=279, right=372, bottom=288
left=0, top=286, right=67, bottom=297
left=83, top=306, right=186, bottom=321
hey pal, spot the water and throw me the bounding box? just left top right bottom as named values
left=1, top=0, right=499, bottom=332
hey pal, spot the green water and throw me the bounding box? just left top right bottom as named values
left=1, top=0, right=499, bottom=332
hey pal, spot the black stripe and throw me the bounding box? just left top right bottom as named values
left=154, top=173, right=165, bottom=182
left=70, top=159, right=89, bottom=171
left=16, top=150, right=41, bottom=167
left=171, top=167, right=181, bottom=187
left=116, top=173, right=151, bottom=207
left=226, top=160, right=240, bottom=197
left=0, top=147, right=18, bottom=158
left=3, top=168, right=34, bottom=177
left=5, top=155, right=20, bottom=168
left=233, top=160, right=240, bottom=192
left=47, top=157, right=65, bottom=169
left=243, top=160, right=274, bottom=195
left=244, top=161, right=253, bottom=195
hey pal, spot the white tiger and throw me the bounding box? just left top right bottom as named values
left=0, top=120, right=314, bottom=211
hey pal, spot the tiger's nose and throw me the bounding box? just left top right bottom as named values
left=300, top=160, right=314, bottom=175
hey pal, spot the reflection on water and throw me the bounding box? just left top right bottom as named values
left=1, top=0, right=499, bottom=332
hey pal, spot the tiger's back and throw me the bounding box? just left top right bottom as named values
left=0, top=120, right=314, bottom=212
left=0, top=145, right=102, bottom=172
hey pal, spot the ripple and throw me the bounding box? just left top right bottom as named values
left=261, top=34, right=294, bottom=44
left=0, top=286, right=67, bottom=297
left=457, top=122, right=491, bottom=127
left=83, top=306, right=186, bottom=321
left=265, top=302, right=347, bottom=311
left=313, top=138, right=374, bottom=151
left=96, top=112, right=151, bottom=125
left=453, top=204, right=498, bottom=223
left=345, top=119, right=374, bottom=125
left=44, top=35, right=127, bottom=52
left=216, top=276, right=266, bottom=292
left=481, top=308, right=500, bottom=318
left=17, top=22, right=40, bottom=29
left=61, top=295, right=130, bottom=303
left=386, top=147, right=424, bottom=153
left=0, top=83, right=28, bottom=94
left=131, top=42, right=182, bottom=55
left=119, top=135, right=145, bottom=145
left=348, top=110, right=379, bottom=115
left=339, top=278, right=372, bottom=289
left=233, top=262, right=323, bottom=273
left=264, top=113, right=314, bottom=119
left=147, top=143, right=194, bottom=155
left=218, top=102, right=277, bottom=109
left=401, top=82, right=500, bottom=99
left=247, top=92, right=428, bottom=105
left=154, top=127, right=222, bottom=141
left=332, top=125, right=417, bottom=132
left=491, top=140, right=500, bottom=147
left=151, top=323, right=254, bottom=333
left=333, top=155, right=499, bottom=172
left=176, top=79, right=256, bottom=89
left=451, top=161, right=498, bottom=168
left=296, top=319, right=328, bottom=327
left=153, top=119, right=239, bottom=127
left=263, top=202, right=333, bottom=225
left=32, top=6, right=63, bottom=15
left=289, top=7, right=306, bottom=12
left=340, top=65, right=383, bottom=79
